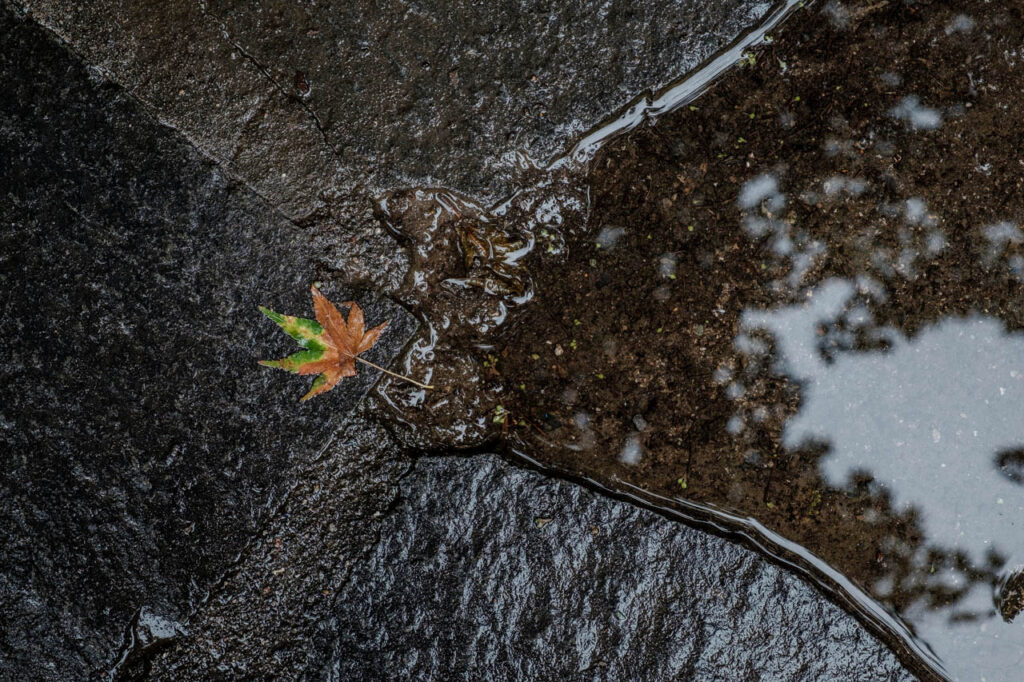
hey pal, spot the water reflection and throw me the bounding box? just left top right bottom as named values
left=486, top=0, right=1024, bottom=673
left=743, top=281, right=1024, bottom=572
left=738, top=279, right=1024, bottom=677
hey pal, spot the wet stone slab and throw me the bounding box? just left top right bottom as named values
left=12, top=0, right=773, bottom=212
left=131, top=415, right=411, bottom=680
left=0, top=8, right=414, bottom=678
left=328, top=454, right=914, bottom=681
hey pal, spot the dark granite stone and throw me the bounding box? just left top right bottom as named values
left=327, top=454, right=915, bottom=681
left=13, top=0, right=772, bottom=212
left=140, top=415, right=410, bottom=680
left=0, top=8, right=414, bottom=678
left=0, top=2, right=921, bottom=680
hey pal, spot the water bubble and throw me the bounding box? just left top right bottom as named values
left=619, top=434, right=643, bottom=466
left=823, top=175, right=868, bottom=197
left=879, top=72, right=902, bottom=88
left=904, top=198, right=932, bottom=225
left=595, top=225, right=626, bottom=250
left=738, top=174, right=785, bottom=213
left=889, top=95, right=942, bottom=130
left=743, top=215, right=773, bottom=238
left=821, top=1, right=851, bottom=29
left=945, top=14, right=975, bottom=35
left=926, top=231, right=947, bottom=255
left=657, top=253, right=678, bottom=279
left=983, top=222, right=1023, bottom=263
left=653, top=285, right=672, bottom=302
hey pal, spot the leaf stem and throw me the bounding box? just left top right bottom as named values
left=356, top=356, right=434, bottom=390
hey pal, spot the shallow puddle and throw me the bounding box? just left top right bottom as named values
left=372, top=0, right=1024, bottom=679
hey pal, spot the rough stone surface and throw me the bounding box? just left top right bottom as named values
left=13, top=0, right=773, bottom=210
left=0, top=8, right=414, bottom=679
left=137, top=415, right=410, bottom=680
left=328, top=454, right=915, bottom=682
left=1, top=2, right=923, bottom=681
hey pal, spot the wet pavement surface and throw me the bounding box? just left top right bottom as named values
left=138, top=416, right=410, bottom=680
left=0, top=7, right=415, bottom=678
left=332, top=453, right=913, bottom=681
left=5, top=0, right=1021, bottom=679
left=13, top=0, right=772, bottom=209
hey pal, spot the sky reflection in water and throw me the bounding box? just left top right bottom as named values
left=739, top=279, right=1024, bottom=680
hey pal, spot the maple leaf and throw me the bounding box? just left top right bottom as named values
left=259, top=285, right=391, bottom=401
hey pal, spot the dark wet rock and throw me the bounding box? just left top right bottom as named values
left=0, top=8, right=414, bottom=678
left=13, top=0, right=772, bottom=209
left=0, top=1, right=942, bottom=680
left=138, top=415, right=410, bottom=680
left=327, top=454, right=915, bottom=681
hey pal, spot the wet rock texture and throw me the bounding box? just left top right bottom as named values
left=12, top=0, right=771, bottom=207
left=330, top=454, right=914, bottom=681
left=138, top=416, right=410, bottom=680
left=0, top=7, right=413, bottom=678
left=1, top=0, right=924, bottom=680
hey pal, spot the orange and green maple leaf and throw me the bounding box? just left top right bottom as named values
left=259, top=285, right=388, bottom=401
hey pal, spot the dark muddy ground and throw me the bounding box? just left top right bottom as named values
left=454, top=0, right=1022, bottom=679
